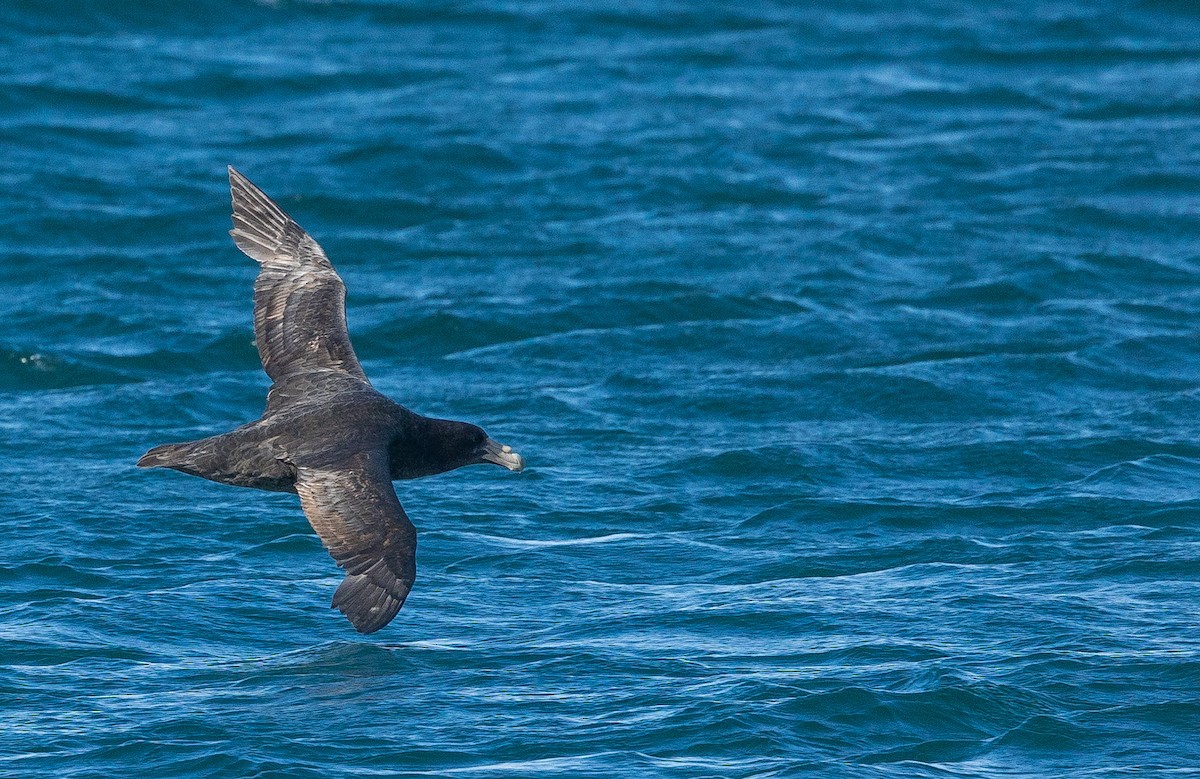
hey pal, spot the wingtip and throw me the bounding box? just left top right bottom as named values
left=334, top=599, right=401, bottom=635
left=228, top=165, right=253, bottom=193
left=225, top=166, right=307, bottom=263
left=331, top=569, right=408, bottom=634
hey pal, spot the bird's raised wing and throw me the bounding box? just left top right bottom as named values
left=294, top=449, right=416, bottom=634
left=227, top=166, right=368, bottom=383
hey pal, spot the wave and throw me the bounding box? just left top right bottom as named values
left=0, top=348, right=136, bottom=391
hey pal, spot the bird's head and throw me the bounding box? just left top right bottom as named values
left=465, top=424, right=525, bottom=472
left=398, top=419, right=524, bottom=478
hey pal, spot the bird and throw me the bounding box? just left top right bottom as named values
left=138, top=167, right=525, bottom=634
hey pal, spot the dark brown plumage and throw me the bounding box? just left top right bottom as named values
left=138, top=167, right=524, bottom=634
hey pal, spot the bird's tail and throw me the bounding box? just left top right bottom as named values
left=137, top=442, right=193, bottom=469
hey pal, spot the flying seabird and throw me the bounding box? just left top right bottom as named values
left=138, top=167, right=525, bottom=634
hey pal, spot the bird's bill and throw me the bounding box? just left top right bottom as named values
left=480, top=438, right=525, bottom=472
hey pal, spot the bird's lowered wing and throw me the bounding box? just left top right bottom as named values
left=294, top=449, right=416, bottom=634
left=227, top=166, right=369, bottom=384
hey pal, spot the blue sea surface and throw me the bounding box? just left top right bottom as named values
left=3, top=1, right=1200, bottom=776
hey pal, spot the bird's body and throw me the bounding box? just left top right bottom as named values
left=138, top=168, right=524, bottom=634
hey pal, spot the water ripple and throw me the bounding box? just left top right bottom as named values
left=4, top=0, right=1200, bottom=777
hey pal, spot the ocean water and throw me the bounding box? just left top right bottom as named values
left=3, top=0, right=1200, bottom=776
